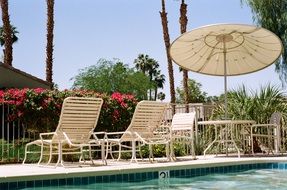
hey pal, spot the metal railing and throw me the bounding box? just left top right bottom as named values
left=164, top=103, right=215, bottom=122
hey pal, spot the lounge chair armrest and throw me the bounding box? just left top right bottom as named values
left=106, top=131, right=126, bottom=135
left=39, top=132, right=60, bottom=144
left=106, top=131, right=128, bottom=139
left=133, top=132, right=145, bottom=142
left=92, top=132, right=107, bottom=140
left=39, top=132, right=56, bottom=139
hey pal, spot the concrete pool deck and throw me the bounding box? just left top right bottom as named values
left=1, top=154, right=287, bottom=183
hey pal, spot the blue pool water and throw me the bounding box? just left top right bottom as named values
left=20, top=169, right=287, bottom=190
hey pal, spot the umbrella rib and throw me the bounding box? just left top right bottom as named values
left=179, top=37, right=218, bottom=63
left=197, top=41, right=222, bottom=72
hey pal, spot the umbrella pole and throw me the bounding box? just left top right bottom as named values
left=223, top=44, right=227, bottom=119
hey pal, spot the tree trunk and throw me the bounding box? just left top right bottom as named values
left=154, top=87, right=158, bottom=101
left=160, top=0, right=176, bottom=115
left=149, top=73, right=153, bottom=100
left=179, top=0, right=189, bottom=113
left=0, top=0, right=13, bottom=66
left=46, top=0, right=55, bottom=85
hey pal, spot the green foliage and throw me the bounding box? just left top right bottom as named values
left=241, top=0, right=287, bottom=85
left=0, top=139, right=26, bottom=163
left=0, top=24, right=18, bottom=46
left=176, top=79, right=208, bottom=103
left=211, top=84, right=287, bottom=123
left=157, top=92, right=166, bottom=101
left=134, top=54, right=166, bottom=100
left=0, top=88, right=138, bottom=133
left=72, top=59, right=152, bottom=100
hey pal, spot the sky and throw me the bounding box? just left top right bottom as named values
left=2, top=0, right=283, bottom=100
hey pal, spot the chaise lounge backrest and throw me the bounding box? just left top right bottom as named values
left=53, top=97, right=103, bottom=145
left=120, top=100, right=168, bottom=142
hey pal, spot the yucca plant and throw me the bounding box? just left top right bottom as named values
left=212, top=84, right=287, bottom=123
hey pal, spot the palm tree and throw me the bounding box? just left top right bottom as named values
left=160, top=0, right=176, bottom=114
left=46, top=0, right=55, bottom=84
left=154, top=70, right=166, bottom=100
left=134, top=54, right=160, bottom=100
left=179, top=0, right=189, bottom=113
left=0, top=0, right=13, bottom=66
left=134, top=54, right=150, bottom=74
left=0, top=25, right=18, bottom=46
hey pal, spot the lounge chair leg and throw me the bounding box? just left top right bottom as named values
left=100, top=141, right=106, bottom=165
left=89, top=145, right=95, bottom=165
left=139, top=143, right=143, bottom=161
left=170, top=141, right=176, bottom=161
left=105, top=142, right=109, bottom=159
left=130, top=140, right=137, bottom=163
left=38, top=143, right=44, bottom=165
left=56, top=144, right=62, bottom=167
left=117, top=144, right=121, bottom=161
left=22, top=144, right=29, bottom=164
left=166, top=143, right=170, bottom=161
left=149, top=144, right=154, bottom=162
left=46, top=144, right=53, bottom=165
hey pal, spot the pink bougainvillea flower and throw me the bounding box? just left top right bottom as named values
left=120, top=101, right=127, bottom=108
left=0, top=90, right=4, bottom=103
left=111, top=92, right=124, bottom=102
left=33, top=88, right=45, bottom=94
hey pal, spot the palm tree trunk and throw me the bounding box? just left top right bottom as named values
left=160, top=0, right=176, bottom=115
left=149, top=74, right=153, bottom=100
left=179, top=0, right=189, bottom=113
left=46, top=0, right=55, bottom=85
left=0, top=0, right=13, bottom=66
left=154, top=87, right=158, bottom=101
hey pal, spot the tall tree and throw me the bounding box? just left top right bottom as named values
left=45, top=0, right=55, bottom=84
left=241, top=0, right=287, bottom=85
left=72, top=58, right=152, bottom=100
left=0, top=0, right=13, bottom=66
left=134, top=54, right=164, bottom=100
left=0, top=25, right=18, bottom=46
left=160, top=0, right=176, bottom=114
left=176, top=79, right=207, bottom=103
left=179, top=0, right=189, bottom=112
left=154, top=70, right=166, bottom=100
left=134, top=54, right=151, bottom=74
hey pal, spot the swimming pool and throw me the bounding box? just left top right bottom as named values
left=1, top=162, right=287, bottom=190
left=14, top=169, right=287, bottom=190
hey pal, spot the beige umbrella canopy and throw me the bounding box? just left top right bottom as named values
left=170, top=23, right=283, bottom=118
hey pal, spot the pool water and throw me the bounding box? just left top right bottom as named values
left=22, top=169, right=287, bottom=190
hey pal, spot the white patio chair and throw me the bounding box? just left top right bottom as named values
left=170, top=112, right=196, bottom=160
left=23, top=97, right=104, bottom=167
left=101, top=100, right=169, bottom=163
left=251, top=112, right=282, bottom=155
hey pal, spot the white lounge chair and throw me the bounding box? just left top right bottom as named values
left=23, top=97, right=104, bottom=167
left=170, top=112, right=196, bottom=160
left=102, top=100, right=169, bottom=163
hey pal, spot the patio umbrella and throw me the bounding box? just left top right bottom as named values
left=170, top=23, right=283, bottom=119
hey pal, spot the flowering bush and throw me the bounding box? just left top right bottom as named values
left=0, top=88, right=137, bottom=133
